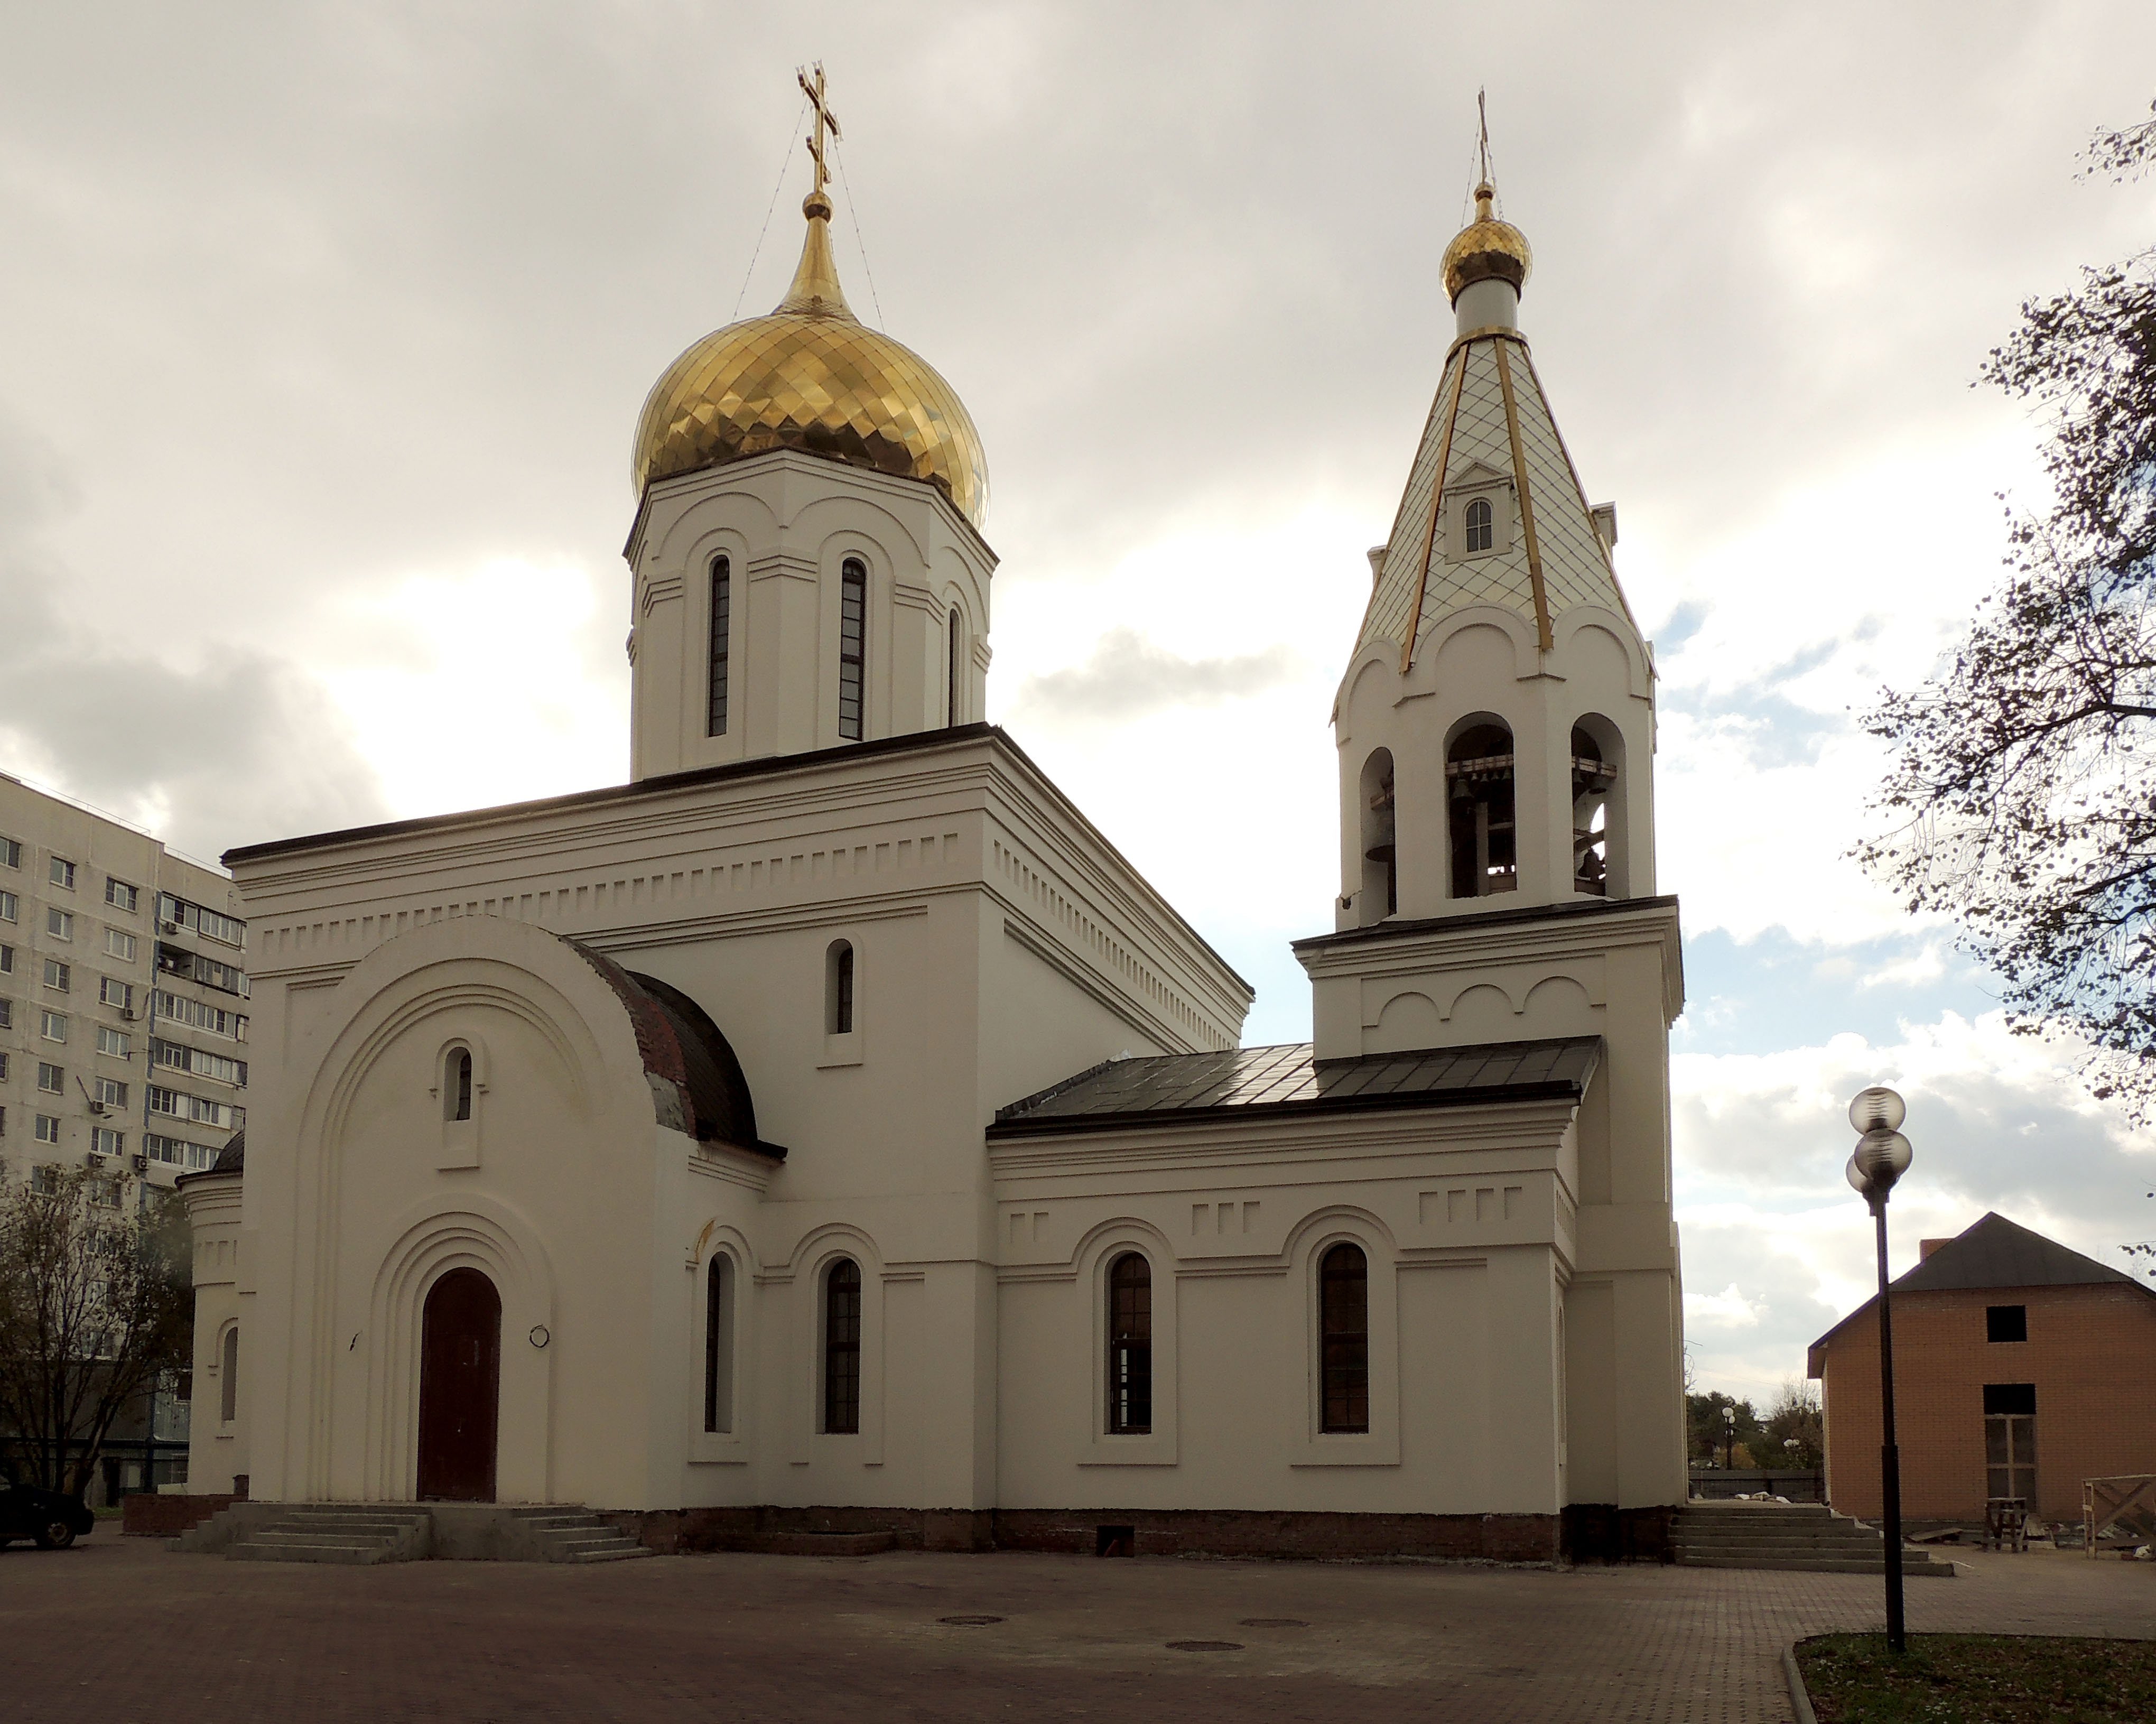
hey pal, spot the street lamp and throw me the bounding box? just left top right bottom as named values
left=1846, top=1084, right=1913, bottom=1654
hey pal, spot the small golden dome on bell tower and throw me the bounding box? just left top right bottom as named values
left=1439, top=180, right=1534, bottom=307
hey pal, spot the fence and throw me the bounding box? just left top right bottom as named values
left=1688, top=1468, right=1824, bottom=1503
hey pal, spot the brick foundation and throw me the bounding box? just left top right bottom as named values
left=595, top=1504, right=1586, bottom=1563
left=122, top=1490, right=245, bottom=1537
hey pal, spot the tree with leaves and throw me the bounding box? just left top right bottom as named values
left=0, top=1169, right=192, bottom=1496
left=1860, top=100, right=2156, bottom=1133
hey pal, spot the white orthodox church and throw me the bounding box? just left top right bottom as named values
left=180, top=120, right=1686, bottom=1561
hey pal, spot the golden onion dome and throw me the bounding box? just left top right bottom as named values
left=1439, top=180, right=1533, bottom=307
left=631, top=188, right=988, bottom=527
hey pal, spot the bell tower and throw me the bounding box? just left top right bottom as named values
left=621, top=67, right=995, bottom=781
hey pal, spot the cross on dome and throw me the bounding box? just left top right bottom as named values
left=797, top=62, right=842, bottom=204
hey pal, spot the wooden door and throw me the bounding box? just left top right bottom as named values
left=417, top=1267, right=500, bottom=1501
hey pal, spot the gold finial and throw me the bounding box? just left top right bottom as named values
left=798, top=62, right=842, bottom=216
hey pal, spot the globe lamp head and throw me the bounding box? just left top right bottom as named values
left=1848, top=1085, right=1906, bottom=1135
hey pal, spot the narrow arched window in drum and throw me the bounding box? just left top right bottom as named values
left=823, top=1259, right=861, bottom=1434
left=838, top=558, right=867, bottom=740
left=708, top=555, right=732, bottom=737
left=703, top=1254, right=732, bottom=1434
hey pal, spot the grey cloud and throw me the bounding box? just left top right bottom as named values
left=1009, top=627, right=1300, bottom=726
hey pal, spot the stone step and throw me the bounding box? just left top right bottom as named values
left=1676, top=1553, right=1957, bottom=1576
left=228, top=1537, right=397, bottom=1565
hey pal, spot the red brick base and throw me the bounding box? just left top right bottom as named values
left=122, top=1490, right=244, bottom=1537
left=594, top=1505, right=1594, bottom=1563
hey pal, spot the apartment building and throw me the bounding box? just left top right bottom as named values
left=0, top=772, right=247, bottom=1206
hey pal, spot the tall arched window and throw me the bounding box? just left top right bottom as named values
left=446, top=1048, right=472, bottom=1121
left=1359, top=748, right=1397, bottom=925
left=947, top=608, right=963, bottom=727
left=1447, top=721, right=1518, bottom=898
left=1570, top=723, right=1616, bottom=897
left=219, top=1326, right=240, bottom=1424
left=826, top=940, right=854, bottom=1035
left=1106, top=1253, right=1152, bottom=1435
left=838, top=558, right=867, bottom=740
left=1319, top=1243, right=1369, bottom=1433
left=823, top=1259, right=861, bottom=1434
left=708, top=555, right=731, bottom=737
left=1465, top=496, right=1494, bottom=553
left=703, top=1254, right=733, bottom=1434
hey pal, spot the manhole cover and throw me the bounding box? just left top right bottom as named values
left=1167, top=1640, right=1244, bottom=1653
left=1239, top=1618, right=1309, bottom=1628
left=937, top=1615, right=1005, bottom=1626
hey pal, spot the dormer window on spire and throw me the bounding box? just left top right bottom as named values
left=1465, top=497, right=1494, bottom=553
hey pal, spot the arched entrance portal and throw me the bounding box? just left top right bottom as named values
left=416, top=1267, right=501, bottom=1501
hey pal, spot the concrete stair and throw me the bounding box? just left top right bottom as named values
left=228, top=1506, right=432, bottom=1565
left=1672, top=1502, right=1956, bottom=1577
left=501, top=1507, right=653, bottom=1563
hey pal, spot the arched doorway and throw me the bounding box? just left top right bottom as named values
left=417, top=1267, right=500, bottom=1501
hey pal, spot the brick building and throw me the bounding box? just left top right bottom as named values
left=1807, top=1211, right=2156, bottom=1524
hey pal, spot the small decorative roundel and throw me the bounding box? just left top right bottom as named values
left=528, top=1325, right=551, bottom=1349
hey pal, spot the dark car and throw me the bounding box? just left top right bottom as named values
left=0, top=1479, right=95, bottom=1550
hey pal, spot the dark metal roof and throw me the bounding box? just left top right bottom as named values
left=173, top=1129, right=244, bottom=1188
left=990, top=1036, right=1602, bottom=1138
left=1808, top=1211, right=2155, bottom=1368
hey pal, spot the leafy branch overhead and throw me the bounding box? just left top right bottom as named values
left=1858, top=100, right=2156, bottom=1123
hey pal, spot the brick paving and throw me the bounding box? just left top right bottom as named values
left=3, top=1539, right=2149, bottom=1723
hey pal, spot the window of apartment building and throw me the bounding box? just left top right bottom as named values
left=104, top=928, right=136, bottom=962
left=33, top=1117, right=60, bottom=1146
left=43, top=958, right=69, bottom=992
left=91, top=1126, right=124, bottom=1157
left=146, top=1134, right=218, bottom=1173
left=0, top=836, right=19, bottom=869
left=93, top=1077, right=127, bottom=1109
left=0, top=942, right=12, bottom=973
left=154, top=1041, right=247, bottom=1087
left=39, top=1010, right=67, bottom=1044
left=96, top=1026, right=129, bottom=1058
left=0, top=889, right=15, bottom=923
left=0, top=1052, right=8, bottom=1081
left=105, top=878, right=138, bottom=913
left=98, top=976, right=132, bottom=1012
left=154, top=990, right=245, bottom=1039
left=0, top=998, right=11, bottom=1031
left=46, top=907, right=72, bottom=941
left=36, top=1061, right=62, bottom=1094
left=157, top=894, right=245, bottom=948
left=49, top=857, right=74, bottom=890
left=1987, top=1304, right=2028, bottom=1343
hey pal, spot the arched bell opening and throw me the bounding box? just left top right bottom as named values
left=1446, top=719, right=1518, bottom=900
left=1358, top=748, right=1397, bottom=925
left=1570, top=715, right=1627, bottom=898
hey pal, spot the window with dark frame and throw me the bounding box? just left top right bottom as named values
left=703, top=1254, right=731, bottom=1433
left=1465, top=496, right=1494, bottom=553
left=947, top=608, right=962, bottom=727
left=838, top=558, right=867, bottom=740
left=828, top=941, right=854, bottom=1035
left=448, top=1048, right=473, bottom=1121
left=708, top=555, right=731, bottom=737
left=220, top=1326, right=240, bottom=1423
left=1986, top=1304, right=2028, bottom=1343
left=1320, top=1242, right=1371, bottom=1433
left=1107, top=1252, right=1152, bottom=1435
left=823, top=1258, right=861, bottom=1434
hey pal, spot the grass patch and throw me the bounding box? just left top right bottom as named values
left=1797, top=1634, right=2156, bottom=1722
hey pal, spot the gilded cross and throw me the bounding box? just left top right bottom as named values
left=798, top=62, right=843, bottom=196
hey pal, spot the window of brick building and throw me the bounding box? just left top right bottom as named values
left=1983, top=1383, right=2036, bottom=1503
left=1986, top=1304, right=2027, bottom=1343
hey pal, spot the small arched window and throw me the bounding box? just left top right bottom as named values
left=947, top=607, right=963, bottom=727
left=1359, top=749, right=1397, bottom=925
left=823, top=1258, right=861, bottom=1434
left=826, top=940, right=855, bottom=1035
left=1319, top=1243, right=1369, bottom=1434
left=703, top=1254, right=733, bottom=1434
left=1107, top=1253, right=1152, bottom=1435
left=1465, top=496, right=1494, bottom=553
left=838, top=558, right=867, bottom=741
left=708, top=555, right=732, bottom=737
left=445, top=1048, right=473, bottom=1121
left=219, top=1325, right=240, bottom=1424
left=1447, top=721, right=1518, bottom=898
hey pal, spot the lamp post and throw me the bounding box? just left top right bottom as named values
left=1847, top=1085, right=1914, bottom=1654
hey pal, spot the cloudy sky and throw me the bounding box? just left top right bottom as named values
left=2, top=2, right=2151, bottom=1401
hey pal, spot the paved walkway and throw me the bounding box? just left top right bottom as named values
left=4, top=1539, right=2150, bottom=1722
